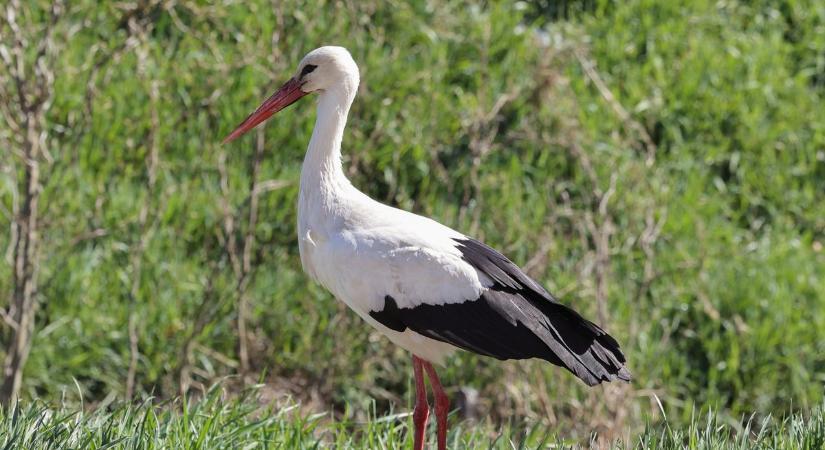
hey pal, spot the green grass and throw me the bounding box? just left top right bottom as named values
left=1, top=0, right=825, bottom=446
left=2, top=385, right=824, bottom=449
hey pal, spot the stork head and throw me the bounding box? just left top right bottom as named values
left=223, top=46, right=359, bottom=144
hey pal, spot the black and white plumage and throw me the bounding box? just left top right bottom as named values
left=371, top=237, right=630, bottom=386
left=224, top=46, right=630, bottom=450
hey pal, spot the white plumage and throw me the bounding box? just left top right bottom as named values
left=293, top=47, right=488, bottom=364
left=300, top=179, right=485, bottom=364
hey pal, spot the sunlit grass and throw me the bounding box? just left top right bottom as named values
left=2, top=385, right=824, bottom=449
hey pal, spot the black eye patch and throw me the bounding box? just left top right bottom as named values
left=300, top=64, right=317, bottom=78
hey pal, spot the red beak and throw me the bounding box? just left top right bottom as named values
left=222, top=77, right=309, bottom=144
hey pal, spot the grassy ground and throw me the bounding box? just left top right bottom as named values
left=1, top=0, right=825, bottom=446
left=2, top=385, right=824, bottom=449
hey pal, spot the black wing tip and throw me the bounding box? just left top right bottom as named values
left=618, top=366, right=633, bottom=382
left=556, top=327, right=632, bottom=386
left=579, top=364, right=633, bottom=387
left=608, top=365, right=634, bottom=383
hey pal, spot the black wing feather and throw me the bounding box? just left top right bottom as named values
left=369, top=237, right=631, bottom=386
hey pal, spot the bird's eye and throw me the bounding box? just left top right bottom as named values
left=300, top=64, right=317, bottom=78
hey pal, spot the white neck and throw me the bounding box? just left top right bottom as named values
left=299, top=85, right=358, bottom=223
left=300, top=87, right=356, bottom=194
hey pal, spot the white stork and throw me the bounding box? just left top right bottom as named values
left=223, top=46, right=630, bottom=450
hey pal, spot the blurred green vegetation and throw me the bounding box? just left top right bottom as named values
left=1, top=0, right=824, bottom=443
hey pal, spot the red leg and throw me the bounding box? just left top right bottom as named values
left=412, top=355, right=430, bottom=450
left=423, top=361, right=449, bottom=450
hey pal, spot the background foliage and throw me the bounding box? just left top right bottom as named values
left=1, top=0, right=824, bottom=444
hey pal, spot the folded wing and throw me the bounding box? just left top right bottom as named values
left=369, top=237, right=631, bottom=386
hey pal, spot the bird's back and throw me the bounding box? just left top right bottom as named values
left=298, top=185, right=482, bottom=311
